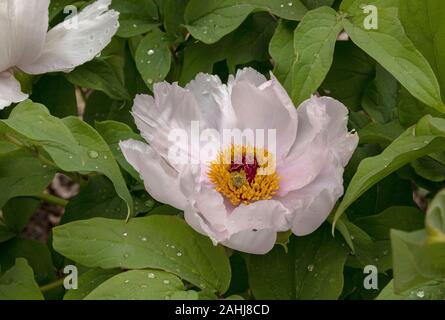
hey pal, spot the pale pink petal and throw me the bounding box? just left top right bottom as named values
left=19, top=0, right=119, bottom=74
left=0, top=0, right=49, bottom=71
left=119, top=139, right=188, bottom=210
left=0, top=71, right=28, bottom=110
left=222, top=229, right=277, bottom=255
left=230, top=76, right=298, bottom=161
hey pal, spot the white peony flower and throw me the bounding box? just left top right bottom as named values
left=0, top=0, right=119, bottom=109
left=120, top=68, right=358, bottom=254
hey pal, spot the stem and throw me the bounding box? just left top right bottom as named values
left=36, top=193, right=69, bottom=207
left=39, top=278, right=65, bottom=293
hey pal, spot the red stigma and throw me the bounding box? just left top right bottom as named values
left=229, top=155, right=258, bottom=183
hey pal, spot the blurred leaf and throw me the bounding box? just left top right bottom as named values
left=0, top=258, right=43, bottom=300
left=378, top=279, right=445, bottom=300
left=2, top=198, right=40, bottom=233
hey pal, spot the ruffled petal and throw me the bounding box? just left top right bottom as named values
left=0, top=71, right=28, bottom=110
left=229, top=69, right=298, bottom=161
left=285, top=153, right=345, bottom=236
left=18, top=0, right=119, bottom=74
left=185, top=73, right=235, bottom=131
left=119, top=139, right=188, bottom=210
left=0, top=0, right=49, bottom=71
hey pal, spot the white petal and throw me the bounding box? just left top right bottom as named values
left=18, top=0, right=119, bottom=74
left=131, top=83, right=202, bottom=169
left=226, top=200, right=290, bottom=235
left=228, top=67, right=268, bottom=89
left=0, top=0, right=49, bottom=71
left=119, top=139, right=188, bottom=210
left=230, top=75, right=298, bottom=160
left=222, top=229, right=277, bottom=255
left=185, top=73, right=235, bottom=131
left=287, top=154, right=344, bottom=236
left=0, top=71, right=28, bottom=110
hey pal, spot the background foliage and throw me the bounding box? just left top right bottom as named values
left=1, top=0, right=445, bottom=300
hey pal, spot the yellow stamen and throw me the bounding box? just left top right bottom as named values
left=208, top=145, right=280, bottom=206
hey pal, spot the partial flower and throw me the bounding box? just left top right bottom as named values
left=120, top=68, right=358, bottom=254
left=0, top=0, right=119, bottom=109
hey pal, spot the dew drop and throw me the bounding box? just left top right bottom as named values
left=141, top=284, right=147, bottom=288
left=147, top=79, right=153, bottom=84
left=416, top=290, right=425, bottom=298
left=124, top=279, right=129, bottom=284
left=382, top=250, right=389, bottom=256
left=88, top=150, right=99, bottom=159
left=288, top=2, right=293, bottom=6
left=124, top=253, right=129, bottom=258
left=163, top=280, right=170, bottom=285
left=176, top=252, right=183, bottom=257
left=280, top=4, right=284, bottom=7
left=123, top=232, right=128, bottom=237
left=148, top=273, right=155, bottom=279
left=133, top=24, right=137, bottom=28
left=141, top=237, right=147, bottom=242
left=147, top=49, right=155, bottom=55
left=170, top=245, right=176, bottom=249
left=307, top=264, right=314, bottom=272
left=351, top=235, right=355, bottom=240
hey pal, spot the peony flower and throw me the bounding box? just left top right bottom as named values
left=0, top=0, right=119, bottom=109
left=120, top=68, right=358, bottom=254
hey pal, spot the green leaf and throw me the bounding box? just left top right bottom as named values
left=361, top=65, right=398, bottom=124
left=247, top=245, right=296, bottom=300
left=292, top=6, right=343, bottom=105
left=377, top=279, right=445, bottom=300
left=358, top=121, right=404, bottom=146
left=180, top=13, right=276, bottom=84
left=53, top=215, right=231, bottom=293
left=355, top=206, right=424, bottom=240
left=31, top=74, right=77, bottom=118
left=397, top=88, right=444, bottom=128
left=84, top=270, right=198, bottom=300
left=302, top=0, right=334, bottom=9
left=64, top=268, right=120, bottom=300
left=400, top=0, right=445, bottom=102
left=0, top=149, right=56, bottom=208
left=163, top=0, right=188, bottom=39
left=95, top=120, right=143, bottom=180
left=333, top=116, right=445, bottom=226
left=293, top=225, right=349, bottom=299
left=341, top=0, right=444, bottom=112
left=65, top=60, right=130, bottom=101
left=0, top=258, right=43, bottom=300
left=0, top=221, right=15, bottom=244
left=62, top=176, right=128, bottom=224
left=2, top=198, right=40, bottom=233
left=248, top=225, right=349, bottom=300
left=111, top=0, right=159, bottom=38
left=270, top=20, right=296, bottom=93
left=391, top=229, right=445, bottom=292
left=321, top=41, right=375, bottom=111
left=0, top=238, right=54, bottom=284
left=1, top=101, right=134, bottom=217
left=184, top=0, right=307, bottom=44
left=135, top=29, right=172, bottom=89
left=426, top=189, right=445, bottom=237
left=412, top=156, right=445, bottom=182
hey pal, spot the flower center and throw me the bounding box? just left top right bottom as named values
left=208, top=145, right=280, bottom=206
